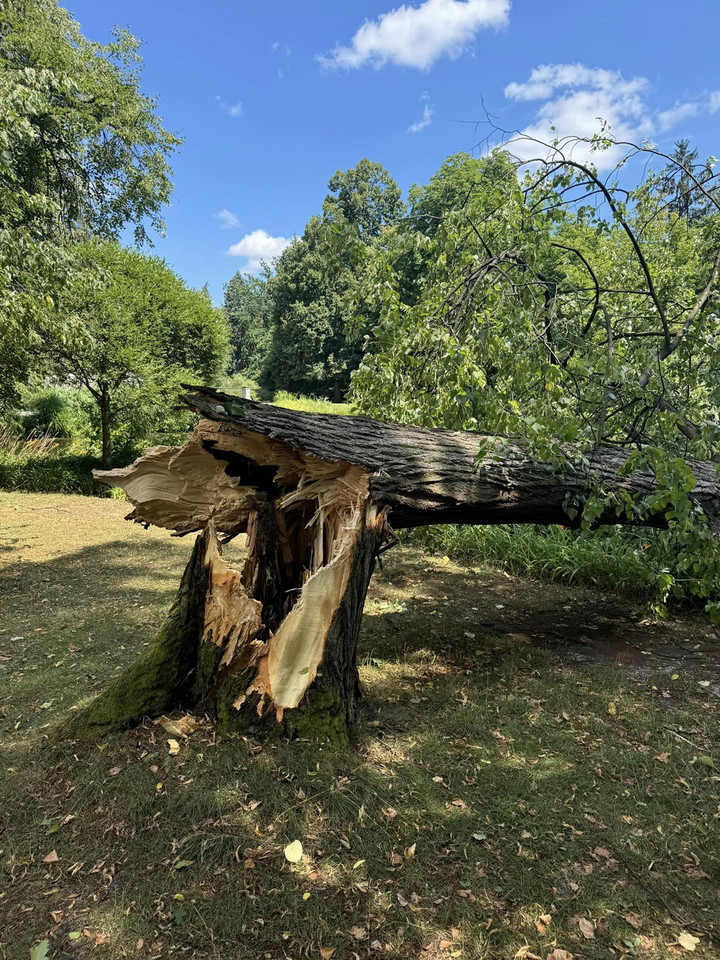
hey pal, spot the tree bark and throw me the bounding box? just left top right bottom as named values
left=67, top=385, right=720, bottom=741
left=99, top=384, right=111, bottom=470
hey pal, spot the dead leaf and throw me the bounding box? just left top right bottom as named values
left=654, top=752, right=670, bottom=764
left=108, top=767, right=121, bottom=777
left=677, top=932, right=700, bottom=952
left=390, top=852, right=403, bottom=866
left=404, top=843, right=416, bottom=859
left=451, top=799, right=466, bottom=808
left=283, top=840, right=303, bottom=863
left=578, top=917, right=595, bottom=939
left=349, top=926, right=367, bottom=941
left=546, top=952, right=573, bottom=960
left=320, top=949, right=336, bottom=960
left=155, top=715, right=199, bottom=738
left=624, top=913, right=642, bottom=930
left=43, top=850, right=59, bottom=864
left=167, top=739, right=180, bottom=756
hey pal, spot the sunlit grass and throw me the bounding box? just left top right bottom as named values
left=1, top=493, right=719, bottom=959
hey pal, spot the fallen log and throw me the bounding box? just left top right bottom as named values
left=65, top=386, right=720, bottom=740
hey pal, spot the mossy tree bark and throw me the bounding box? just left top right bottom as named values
left=65, top=386, right=720, bottom=742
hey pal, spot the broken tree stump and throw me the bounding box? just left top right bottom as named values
left=66, top=386, right=720, bottom=740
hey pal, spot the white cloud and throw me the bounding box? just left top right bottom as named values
left=216, top=96, right=243, bottom=118
left=503, top=64, right=654, bottom=170
left=503, top=64, right=718, bottom=171
left=226, top=229, right=292, bottom=271
left=657, top=101, right=699, bottom=131
left=407, top=92, right=433, bottom=132
left=271, top=41, right=291, bottom=55
left=215, top=208, right=240, bottom=230
left=318, top=0, right=509, bottom=71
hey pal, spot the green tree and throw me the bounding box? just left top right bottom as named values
left=223, top=270, right=273, bottom=378
left=0, top=0, right=180, bottom=409
left=324, top=158, right=403, bottom=240
left=351, top=136, right=720, bottom=613
left=261, top=217, right=356, bottom=399
left=261, top=160, right=403, bottom=398
left=40, top=242, right=229, bottom=468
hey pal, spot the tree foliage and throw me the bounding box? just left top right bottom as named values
left=0, top=0, right=180, bottom=408
left=350, top=137, right=720, bottom=613
left=39, top=241, right=229, bottom=467
left=260, top=160, right=404, bottom=399
left=223, top=270, right=272, bottom=379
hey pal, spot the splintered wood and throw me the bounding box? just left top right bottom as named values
left=97, top=418, right=372, bottom=720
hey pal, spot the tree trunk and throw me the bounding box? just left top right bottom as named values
left=99, top=385, right=111, bottom=470
left=67, top=385, right=720, bottom=741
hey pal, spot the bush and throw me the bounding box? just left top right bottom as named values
left=0, top=428, right=110, bottom=496
left=21, top=386, right=90, bottom=438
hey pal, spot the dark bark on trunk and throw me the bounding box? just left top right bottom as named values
left=100, top=385, right=111, bottom=470
left=185, top=386, right=720, bottom=533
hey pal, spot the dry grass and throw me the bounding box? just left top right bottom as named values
left=1, top=492, right=720, bottom=960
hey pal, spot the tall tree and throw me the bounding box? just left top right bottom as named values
left=223, top=270, right=273, bottom=378
left=40, top=241, right=229, bottom=468
left=0, top=0, right=180, bottom=409
left=261, top=160, right=403, bottom=398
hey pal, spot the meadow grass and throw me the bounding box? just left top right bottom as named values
left=1, top=492, right=719, bottom=959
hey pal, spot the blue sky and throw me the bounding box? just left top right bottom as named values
left=67, top=0, right=719, bottom=303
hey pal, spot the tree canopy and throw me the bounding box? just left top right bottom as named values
left=257, top=159, right=403, bottom=399
left=40, top=241, right=229, bottom=467
left=0, top=0, right=180, bottom=408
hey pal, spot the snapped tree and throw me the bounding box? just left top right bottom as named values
left=66, top=386, right=720, bottom=742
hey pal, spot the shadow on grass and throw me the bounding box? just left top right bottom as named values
left=1, top=548, right=719, bottom=960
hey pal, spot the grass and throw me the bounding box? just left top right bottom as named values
left=411, top=525, right=660, bottom=597
left=0, top=428, right=107, bottom=496
left=1, top=492, right=720, bottom=959
left=272, top=390, right=353, bottom=416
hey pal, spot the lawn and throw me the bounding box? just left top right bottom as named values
left=1, top=492, right=719, bottom=960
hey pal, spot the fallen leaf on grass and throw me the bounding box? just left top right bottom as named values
left=43, top=850, right=59, bottom=864
left=349, top=926, right=367, bottom=940
left=624, top=913, right=642, bottom=930
left=284, top=840, right=303, bottom=863
left=677, top=932, right=701, bottom=951
left=654, top=752, right=670, bottom=763
left=546, top=952, right=572, bottom=960
left=30, top=942, right=50, bottom=960
left=167, top=738, right=180, bottom=756
left=577, top=917, right=595, bottom=939
left=404, top=843, right=416, bottom=859
left=451, top=799, right=466, bottom=808
left=155, top=715, right=199, bottom=738
left=320, top=949, right=336, bottom=959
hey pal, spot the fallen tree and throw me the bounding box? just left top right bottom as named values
left=66, top=386, right=720, bottom=741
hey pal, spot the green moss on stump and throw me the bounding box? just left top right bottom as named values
left=63, top=535, right=207, bottom=739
